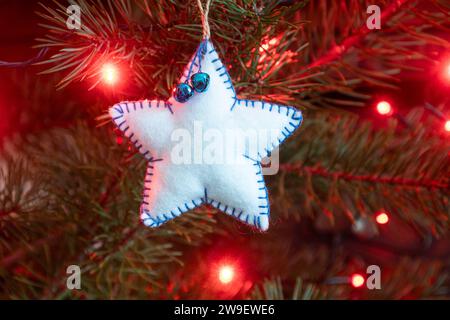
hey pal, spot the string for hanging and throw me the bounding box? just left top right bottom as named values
left=197, top=0, right=212, bottom=39
left=172, top=0, right=213, bottom=103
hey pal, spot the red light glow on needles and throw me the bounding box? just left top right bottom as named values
left=259, top=37, right=279, bottom=53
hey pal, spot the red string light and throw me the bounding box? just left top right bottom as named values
left=444, top=120, right=450, bottom=132
left=279, top=164, right=449, bottom=190
left=101, top=63, right=119, bottom=85
left=445, top=62, right=450, bottom=81
left=376, top=101, right=393, bottom=116
left=351, top=274, right=365, bottom=288
left=218, top=265, right=235, bottom=284
left=375, top=212, right=389, bottom=225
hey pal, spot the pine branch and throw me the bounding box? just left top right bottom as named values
left=34, top=0, right=450, bottom=110
left=270, top=107, right=450, bottom=235
left=0, top=123, right=216, bottom=298
left=0, top=226, right=69, bottom=270
left=307, top=0, right=411, bottom=69
left=251, top=258, right=447, bottom=299
left=251, top=277, right=330, bottom=299
left=280, top=164, right=449, bottom=190
left=2, top=0, right=449, bottom=299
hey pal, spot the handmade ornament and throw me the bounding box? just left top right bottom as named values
left=109, top=0, right=303, bottom=231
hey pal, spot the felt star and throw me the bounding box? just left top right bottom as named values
left=109, top=39, right=302, bottom=231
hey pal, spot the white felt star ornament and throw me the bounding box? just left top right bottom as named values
left=110, top=39, right=303, bottom=231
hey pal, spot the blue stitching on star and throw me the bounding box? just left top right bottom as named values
left=207, top=46, right=237, bottom=99
left=110, top=39, right=303, bottom=231
left=238, top=100, right=303, bottom=160
left=111, top=100, right=170, bottom=162
left=205, top=40, right=303, bottom=159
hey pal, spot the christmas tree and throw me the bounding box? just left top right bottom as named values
left=0, top=0, right=449, bottom=300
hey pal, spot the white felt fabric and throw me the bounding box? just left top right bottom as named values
left=109, top=39, right=302, bottom=231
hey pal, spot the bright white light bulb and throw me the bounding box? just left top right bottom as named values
left=102, top=63, right=118, bottom=85
left=218, top=265, right=235, bottom=284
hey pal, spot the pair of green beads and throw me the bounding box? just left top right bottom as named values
left=173, top=72, right=210, bottom=103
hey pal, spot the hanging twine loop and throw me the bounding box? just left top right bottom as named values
left=197, top=0, right=212, bottom=39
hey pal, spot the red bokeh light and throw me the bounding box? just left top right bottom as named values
left=376, top=101, right=392, bottom=116
left=351, top=274, right=365, bottom=288
left=445, top=62, right=450, bottom=81
left=206, top=257, right=248, bottom=298
left=445, top=120, right=450, bottom=132
left=218, top=265, right=235, bottom=284
left=375, top=212, right=389, bottom=225
left=101, top=63, right=119, bottom=85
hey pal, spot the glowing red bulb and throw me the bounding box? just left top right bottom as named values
left=445, top=63, right=450, bottom=80
left=445, top=120, right=450, bottom=132
left=218, top=265, right=235, bottom=284
left=351, top=274, right=365, bottom=288
left=375, top=212, right=389, bottom=225
left=376, top=101, right=392, bottom=116
left=102, top=63, right=118, bottom=85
